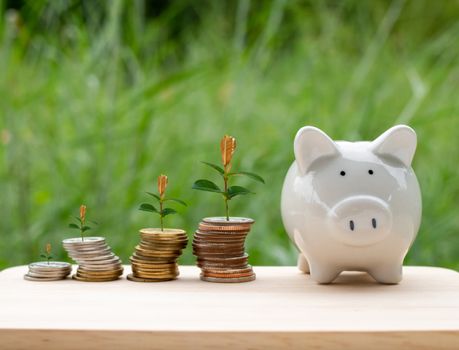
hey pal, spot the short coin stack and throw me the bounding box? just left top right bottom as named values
left=24, top=261, right=72, bottom=281
left=128, top=228, right=188, bottom=282
left=63, top=237, right=123, bottom=282
left=193, top=217, right=256, bottom=283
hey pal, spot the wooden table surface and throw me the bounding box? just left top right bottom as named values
left=0, top=265, right=458, bottom=350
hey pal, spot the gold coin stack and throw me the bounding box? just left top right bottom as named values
left=193, top=217, right=256, bottom=283
left=24, top=262, right=72, bottom=281
left=63, top=237, right=123, bottom=282
left=127, top=228, right=188, bottom=282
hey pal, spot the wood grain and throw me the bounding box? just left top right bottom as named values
left=0, top=265, right=458, bottom=349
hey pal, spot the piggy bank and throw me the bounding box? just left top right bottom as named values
left=281, top=125, right=422, bottom=284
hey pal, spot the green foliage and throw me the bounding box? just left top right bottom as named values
left=0, top=0, right=458, bottom=270
left=68, top=213, right=95, bottom=241
left=139, top=179, right=186, bottom=231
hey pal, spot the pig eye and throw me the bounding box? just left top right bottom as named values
left=368, top=169, right=374, bottom=175
left=340, top=171, right=346, bottom=176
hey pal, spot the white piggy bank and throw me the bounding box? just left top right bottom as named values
left=281, top=125, right=422, bottom=284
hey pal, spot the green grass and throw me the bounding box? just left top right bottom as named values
left=0, top=0, right=458, bottom=270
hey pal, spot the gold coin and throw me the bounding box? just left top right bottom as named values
left=72, top=274, right=120, bottom=282
left=127, top=273, right=175, bottom=282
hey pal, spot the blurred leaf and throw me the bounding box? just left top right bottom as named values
left=201, top=161, right=224, bottom=175
left=229, top=171, right=265, bottom=184
left=161, top=208, right=177, bottom=217
left=68, top=223, right=80, bottom=229
left=164, top=198, right=187, bottom=206
left=139, top=203, right=158, bottom=213
left=146, top=192, right=161, bottom=201
left=227, top=186, right=253, bottom=199
left=192, top=180, right=222, bottom=193
left=81, top=226, right=92, bottom=232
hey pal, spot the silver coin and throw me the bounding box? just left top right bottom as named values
left=27, top=271, right=70, bottom=278
left=200, top=274, right=256, bottom=283
left=62, top=237, right=105, bottom=245
left=24, top=274, right=68, bottom=281
left=29, top=261, right=71, bottom=269
left=202, top=217, right=255, bottom=225
left=78, top=262, right=123, bottom=270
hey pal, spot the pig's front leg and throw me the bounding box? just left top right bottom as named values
left=297, top=253, right=310, bottom=274
left=309, top=262, right=341, bottom=284
left=368, top=264, right=403, bottom=284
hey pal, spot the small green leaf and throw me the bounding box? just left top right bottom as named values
left=48, top=256, right=53, bottom=260
left=229, top=171, right=265, bottom=184
left=68, top=223, right=80, bottom=229
left=201, top=161, right=224, bottom=175
left=74, top=216, right=82, bottom=223
left=81, top=226, right=92, bottom=232
left=146, top=192, right=161, bottom=201
left=139, top=203, right=158, bottom=213
left=227, top=185, right=253, bottom=199
left=192, top=179, right=222, bottom=193
left=161, top=208, right=177, bottom=217
left=40, top=254, right=47, bottom=258
left=164, top=198, right=187, bottom=206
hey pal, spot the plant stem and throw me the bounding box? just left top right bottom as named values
left=160, top=199, right=164, bottom=231
left=224, top=173, right=229, bottom=221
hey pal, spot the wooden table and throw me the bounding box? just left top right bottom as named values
left=0, top=265, right=458, bottom=349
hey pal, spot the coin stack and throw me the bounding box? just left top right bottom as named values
left=193, top=217, right=256, bottom=283
left=63, top=237, right=123, bottom=282
left=128, top=228, right=188, bottom=282
left=24, top=261, right=72, bottom=281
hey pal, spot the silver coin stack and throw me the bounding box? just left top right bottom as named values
left=62, top=237, right=123, bottom=282
left=24, top=261, right=72, bottom=281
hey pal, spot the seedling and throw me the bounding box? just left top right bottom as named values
left=40, top=243, right=53, bottom=265
left=139, top=174, right=187, bottom=231
left=192, top=135, right=265, bottom=220
left=68, top=204, right=96, bottom=241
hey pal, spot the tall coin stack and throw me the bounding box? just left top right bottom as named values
left=193, top=217, right=256, bottom=283
left=63, top=237, right=123, bottom=282
left=24, top=262, right=72, bottom=281
left=127, top=228, right=188, bottom=282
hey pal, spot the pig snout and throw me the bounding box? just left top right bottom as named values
left=328, top=196, right=392, bottom=247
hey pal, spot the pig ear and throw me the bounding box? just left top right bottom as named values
left=371, top=125, right=417, bottom=167
left=294, top=126, right=340, bottom=175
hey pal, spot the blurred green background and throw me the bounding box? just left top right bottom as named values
left=1, top=0, right=458, bottom=271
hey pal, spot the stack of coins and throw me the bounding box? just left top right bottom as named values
left=24, top=261, right=72, bottom=281
left=128, top=228, right=188, bottom=282
left=63, top=237, right=123, bottom=282
left=193, top=217, right=256, bottom=283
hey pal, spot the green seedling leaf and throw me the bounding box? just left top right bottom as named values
left=227, top=185, right=253, bottom=199
left=229, top=171, right=265, bottom=184
left=201, top=161, right=224, bottom=175
left=139, top=203, right=158, bottom=213
left=146, top=192, right=161, bottom=201
left=161, top=208, right=177, bottom=217
left=192, top=179, right=222, bottom=193
left=40, top=254, right=47, bottom=258
left=68, top=223, right=80, bottom=229
left=164, top=198, right=187, bottom=206
left=74, top=216, right=82, bottom=223
left=81, top=226, right=92, bottom=232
